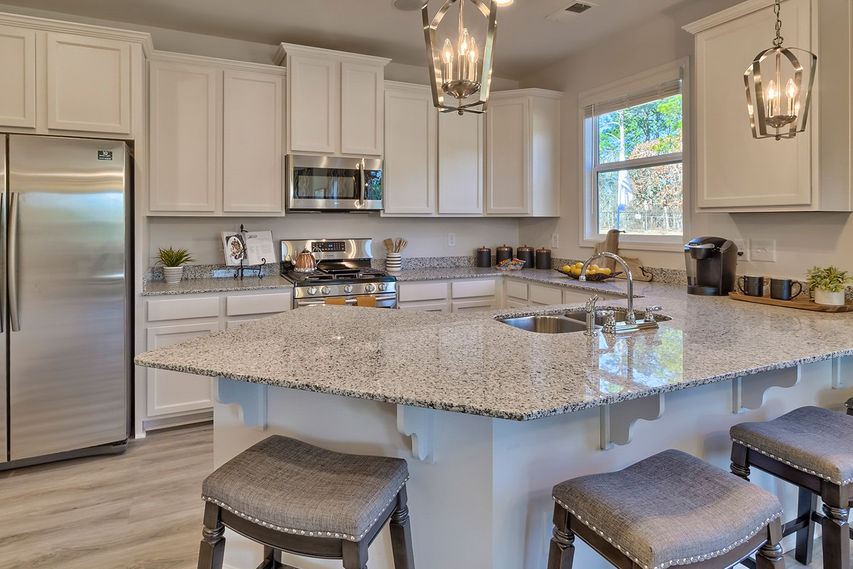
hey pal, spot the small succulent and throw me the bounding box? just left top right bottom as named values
left=157, top=247, right=195, bottom=267
left=805, top=265, right=852, bottom=293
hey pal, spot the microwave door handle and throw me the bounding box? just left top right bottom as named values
left=358, top=158, right=365, bottom=207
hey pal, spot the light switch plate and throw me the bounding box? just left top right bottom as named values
left=750, top=239, right=776, bottom=262
left=551, top=233, right=560, bottom=248
left=447, top=232, right=456, bottom=247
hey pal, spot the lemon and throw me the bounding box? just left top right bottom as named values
left=600, top=268, right=611, bottom=275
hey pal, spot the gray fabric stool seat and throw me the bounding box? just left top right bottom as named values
left=197, top=435, right=415, bottom=569
left=547, top=449, right=786, bottom=569
left=731, top=405, right=853, bottom=569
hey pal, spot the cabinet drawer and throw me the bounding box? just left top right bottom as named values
left=226, top=292, right=292, bottom=316
left=504, top=279, right=528, bottom=300
left=451, top=279, right=496, bottom=299
left=529, top=284, right=563, bottom=305
left=451, top=299, right=495, bottom=312
left=147, top=297, right=220, bottom=322
left=398, top=281, right=449, bottom=302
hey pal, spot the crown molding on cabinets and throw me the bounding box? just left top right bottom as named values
left=682, top=0, right=774, bottom=34
left=0, top=10, right=153, bottom=55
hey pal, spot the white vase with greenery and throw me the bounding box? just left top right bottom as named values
left=806, top=265, right=851, bottom=306
left=158, top=247, right=195, bottom=284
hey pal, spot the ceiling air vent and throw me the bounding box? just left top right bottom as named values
left=546, top=1, right=597, bottom=22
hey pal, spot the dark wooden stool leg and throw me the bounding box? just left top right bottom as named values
left=794, top=488, right=818, bottom=565
left=547, top=505, right=574, bottom=569
left=254, top=546, right=277, bottom=569
left=845, top=398, right=853, bottom=416
left=198, top=502, right=226, bottom=569
left=821, top=501, right=851, bottom=569
left=342, top=539, right=368, bottom=569
left=389, top=488, right=415, bottom=569
left=730, top=443, right=751, bottom=480
left=755, top=522, right=784, bottom=569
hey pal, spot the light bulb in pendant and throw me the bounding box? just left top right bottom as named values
left=766, top=80, right=778, bottom=116
left=441, top=38, right=454, bottom=84
left=785, top=78, right=797, bottom=116
left=468, top=37, right=479, bottom=82
left=459, top=28, right=469, bottom=57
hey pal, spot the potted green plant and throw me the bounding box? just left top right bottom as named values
left=157, top=247, right=194, bottom=284
left=806, top=265, right=851, bottom=306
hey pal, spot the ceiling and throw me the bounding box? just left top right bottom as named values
left=1, top=0, right=689, bottom=78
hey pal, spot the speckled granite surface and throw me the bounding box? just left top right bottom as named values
left=143, top=276, right=293, bottom=296
left=135, top=279, right=853, bottom=421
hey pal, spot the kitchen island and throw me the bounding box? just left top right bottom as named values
left=135, top=279, right=853, bottom=569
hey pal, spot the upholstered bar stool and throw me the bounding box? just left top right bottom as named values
left=197, top=435, right=415, bottom=569
left=730, top=406, right=853, bottom=569
left=547, top=449, right=785, bottom=569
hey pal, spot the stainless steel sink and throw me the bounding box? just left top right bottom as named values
left=497, top=309, right=671, bottom=334
left=497, top=315, right=588, bottom=334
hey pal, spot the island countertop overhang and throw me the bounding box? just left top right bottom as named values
left=134, top=280, right=853, bottom=421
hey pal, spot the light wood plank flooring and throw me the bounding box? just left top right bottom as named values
left=0, top=423, right=842, bottom=569
left=0, top=423, right=212, bottom=569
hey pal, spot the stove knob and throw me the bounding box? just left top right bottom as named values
left=344, top=284, right=353, bottom=294
left=378, top=283, right=387, bottom=292
left=321, top=286, right=331, bottom=295
left=365, top=283, right=376, bottom=293
left=307, top=287, right=318, bottom=296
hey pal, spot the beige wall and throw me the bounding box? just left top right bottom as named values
left=518, top=0, right=853, bottom=280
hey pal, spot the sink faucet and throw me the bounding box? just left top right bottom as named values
left=579, top=252, right=636, bottom=324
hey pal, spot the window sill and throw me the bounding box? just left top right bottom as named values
left=579, top=238, right=685, bottom=253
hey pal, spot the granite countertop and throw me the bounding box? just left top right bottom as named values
left=143, top=276, right=293, bottom=296
left=399, top=266, right=635, bottom=296
left=134, top=280, right=853, bottom=421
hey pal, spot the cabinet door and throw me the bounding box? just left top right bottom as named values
left=289, top=55, right=338, bottom=153
left=529, top=283, right=563, bottom=305
left=46, top=33, right=131, bottom=134
left=451, top=299, right=495, bottom=312
left=438, top=111, right=484, bottom=215
left=223, top=70, right=284, bottom=213
left=0, top=25, right=36, bottom=128
left=695, top=0, right=813, bottom=209
left=146, top=322, right=219, bottom=417
left=341, top=62, right=383, bottom=155
left=486, top=97, right=530, bottom=215
left=383, top=85, right=437, bottom=215
left=149, top=61, right=219, bottom=213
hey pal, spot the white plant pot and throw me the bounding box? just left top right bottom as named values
left=814, top=288, right=846, bottom=306
left=163, top=266, right=184, bottom=284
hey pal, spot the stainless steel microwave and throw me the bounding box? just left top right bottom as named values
left=286, top=154, right=383, bottom=212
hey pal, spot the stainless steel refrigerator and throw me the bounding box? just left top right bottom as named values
left=0, top=134, right=130, bottom=469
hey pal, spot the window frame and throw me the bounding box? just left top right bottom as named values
left=578, top=58, right=690, bottom=252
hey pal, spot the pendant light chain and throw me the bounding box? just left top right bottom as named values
left=773, top=0, right=784, bottom=47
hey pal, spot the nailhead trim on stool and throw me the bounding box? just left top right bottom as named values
left=732, top=437, right=853, bottom=486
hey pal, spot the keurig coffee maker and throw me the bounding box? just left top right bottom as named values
left=684, top=236, right=738, bottom=296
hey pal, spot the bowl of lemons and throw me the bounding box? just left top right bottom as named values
left=555, top=262, right=621, bottom=281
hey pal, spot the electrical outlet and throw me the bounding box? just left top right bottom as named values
left=733, top=239, right=750, bottom=262
left=750, top=239, right=776, bottom=262
left=447, top=232, right=456, bottom=247
left=551, top=233, right=560, bottom=248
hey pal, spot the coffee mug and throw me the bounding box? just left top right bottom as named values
left=738, top=275, right=766, bottom=297
left=770, top=278, right=803, bottom=301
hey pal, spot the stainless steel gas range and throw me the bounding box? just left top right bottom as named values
left=280, top=238, right=398, bottom=308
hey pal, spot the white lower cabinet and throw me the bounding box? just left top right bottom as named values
left=398, top=278, right=497, bottom=312
left=146, top=321, right=219, bottom=417
left=503, top=277, right=622, bottom=308
left=140, top=288, right=292, bottom=432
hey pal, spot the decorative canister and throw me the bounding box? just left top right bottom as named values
left=516, top=246, right=535, bottom=269
left=535, top=248, right=552, bottom=270
left=495, top=245, right=513, bottom=264
left=475, top=246, right=492, bottom=268
left=385, top=252, right=402, bottom=274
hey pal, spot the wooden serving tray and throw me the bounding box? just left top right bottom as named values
left=728, top=292, right=853, bottom=312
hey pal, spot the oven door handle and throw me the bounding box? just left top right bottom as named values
left=296, top=293, right=397, bottom=308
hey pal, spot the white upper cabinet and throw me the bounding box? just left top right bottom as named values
left=0, top=25, right=36, bottom=128
left=686, top=0, right=851, bottom=212
left=485, top=89, right=561, bottom=217
left=148, top=52, right=286, bottom=216
left=0, top=14, right=149, bottom=137
left=383, top=82, right=437, bottom=215
left=149, top=60, right=219, bottom=213
left=278, top=43, right=389, bottom=157
left=222, top=70, right=284, bottom=213
left=438, top=111, right=484, bottom=215
left=47, top=33, right=131, bottom=134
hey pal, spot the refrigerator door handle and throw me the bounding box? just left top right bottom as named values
left=0, top=193, right=5, bottom=333
left=9, top=191, right=19, bottom=332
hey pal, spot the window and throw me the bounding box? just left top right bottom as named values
left=580, top=60, right=688, bottom=249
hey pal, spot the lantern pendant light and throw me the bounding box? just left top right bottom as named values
left=422, top=0, right=498, bottom=115
left=743, top=0, right=816, bottom=140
